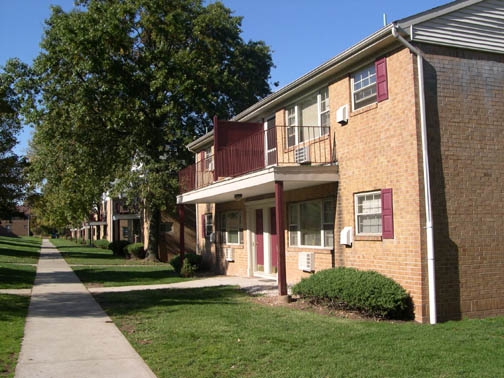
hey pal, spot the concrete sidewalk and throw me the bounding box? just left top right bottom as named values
left=15, top=239, right=157, bottom=378
left=88, top=275, right=279, bottom=296
left=14, top=239, right=280, bottom=378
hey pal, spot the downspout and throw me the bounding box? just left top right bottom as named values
left=392, top=25, right=437, bottom=325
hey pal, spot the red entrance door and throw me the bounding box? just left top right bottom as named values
left=256, top=209, right=264, bottom=269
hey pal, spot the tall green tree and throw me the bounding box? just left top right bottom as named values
left=16, top=0, right=273, bottom=257
left=0, top=70, right=27, bottom=219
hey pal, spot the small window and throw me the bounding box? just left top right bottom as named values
left=122, top=227, right=129, bottom=238
left=352, top=64, right=377, bottom=110
left=220, top=211, right=243, bottom=245
left=204, top=147, right=213, bottom=171
left=352, top=58, right=388, bottom=110
left=204, top=213, right=213, bottom=237
left=355, top=191, right=382, bottom=235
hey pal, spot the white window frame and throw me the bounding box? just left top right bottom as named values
left=204, top=213, right=213, bottom=237
left=285, top=87, right=330, bottom=148
left=220, top=211, right=243, bottom=245
left=288, top=198, right=335, bottom=248
left=204, top=147, right=213, bottom=171
left=351, top=63, right=377, bottom=110
left=354, top=191, right=382, bottom=236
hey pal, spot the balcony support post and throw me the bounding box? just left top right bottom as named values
left=275, top=181, right=287, bottom=296
left=178, top=204, right=185, bottom=262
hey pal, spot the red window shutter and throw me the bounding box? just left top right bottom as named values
left=381, top=188, right=394, bottom=239
left=375, top=57, right=388, bottom=102
left=201, top=214, right=206, bottom=238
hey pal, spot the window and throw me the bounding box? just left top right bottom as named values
left=220, top=211, right=243, bottom=245
left=354, top=189, right=394, bottom=238
left=286, top=87, right=330, bottom=147
left=122, top=227, right=129, bottom=238
left=289, top=199, right=335, bottom=248
left=201, top=213, right=213, bottom=238
left=200, top=147, right=213, bottom=171
left=351, top=58, right=388, bottom=110
left=355, top=191, right=381, bottom=234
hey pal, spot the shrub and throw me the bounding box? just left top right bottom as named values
left=93, top=239, right=110, bottom=249
left=181, top=258, right=196, bottom=277
left=292, top=267, right=414, bottom=320
left=126, top=243, right=146, bottom=259
left=108, top=240, right=130, bottom=257
left=170, top=253, right=202, bottom=274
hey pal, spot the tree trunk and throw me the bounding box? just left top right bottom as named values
left=145, top=204, right=160, bottom=261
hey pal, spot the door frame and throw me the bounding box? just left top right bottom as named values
left=245, top=198, right=277, bottom=279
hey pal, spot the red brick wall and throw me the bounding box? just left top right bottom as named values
left=422, top=44, right=504, bottom=320
left=331, top=48, right=427, bottom=322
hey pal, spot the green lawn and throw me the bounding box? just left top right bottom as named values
left=0, top=237, right=40, bottom=376
left=0, top=236, right=40, bottom=289
left=0, top=294, right=30, bottom=378
left=0, top=236, right=40, bottom=264
left=0, top=263, right=37, bottom=290
left=95, top=287, right=504, bottom=378
left=51, top=238, right=160, bottom=266
left=72, top=265, right=192, bottom=287
left=51, top=238, right=194, bottom=287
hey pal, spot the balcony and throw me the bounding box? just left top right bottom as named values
left=179, top=125, right=335, bottom=194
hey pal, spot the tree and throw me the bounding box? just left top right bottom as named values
left=0, top=70, right=27, bottom=219
left=15, top=0, right=273, bottom=258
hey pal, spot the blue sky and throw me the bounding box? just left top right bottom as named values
left=0, top=0, right=450, bottom=155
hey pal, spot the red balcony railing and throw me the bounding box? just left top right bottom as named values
left=179, top=125, right=334, bottom=194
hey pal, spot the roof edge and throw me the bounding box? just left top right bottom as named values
left=232, top=24, right=395, bottom=122
left=396, top=0, right=484, bottom=29
left=187, top=130, right=214, bottom=152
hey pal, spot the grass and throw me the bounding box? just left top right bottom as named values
left=0, top=294, right=30, bottom=377
left=0, top=236, right=40, bottom=289
left=71, top=265, right=192, bottom=287
left=51, top=238, right=194, bottom=287
left=51, top=238, right=160, bottom=266
left=0, top=264, right=37, bottom=289
left=95, top=287, right=504, bottom=378
left=0, top=237, right=40, bottom=376
left=0, top=236, right=41, bottom=264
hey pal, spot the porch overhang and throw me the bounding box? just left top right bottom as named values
left=177, top=164, right=339, bottom=204
left=112, top=214, right=141, bottom=221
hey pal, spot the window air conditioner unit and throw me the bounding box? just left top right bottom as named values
left=336, top=104, right=348, bottom=125
left=224, top=247, right=234, bottom=262
left=298, top=252, right=315, bottom=272
left=294, top=146, right=310, bottom=164
left=340, top=226, right=353, bottom=246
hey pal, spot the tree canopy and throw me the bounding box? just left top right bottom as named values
left=0, top=70, right=27, bottom=219
left=12, top=0, right=273, bottom=256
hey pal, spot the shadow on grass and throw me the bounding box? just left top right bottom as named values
left=95, top=286, right=244, bottom=316
left=0, top=265, right=37, bottom=289
left=0, top=245, right=40, bottom=260
left=0, top=235, right=41, bottom=246
left=0, top=293, right=30, bottom=322
left=60, top=250, right=123, bottom=260
left=72, top=267, right=181, bottom=286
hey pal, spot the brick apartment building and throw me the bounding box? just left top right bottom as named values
left=72, top=195, right=195, bottom=262
left=0, top=207, right=30, bottom=237
left=177, top=0, right=504, bottom=323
